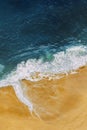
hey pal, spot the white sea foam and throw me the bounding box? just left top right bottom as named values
left=0, top=45, right=87, bottom=86
left=0, top=45, right=87, bottom=112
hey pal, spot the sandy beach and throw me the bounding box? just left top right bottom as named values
left=0, top=66, right=87, bottom=130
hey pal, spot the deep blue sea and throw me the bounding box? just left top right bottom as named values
left=0, top=0, right=87, bottom=79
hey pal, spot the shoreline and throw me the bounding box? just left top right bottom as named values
left=0, top=66, right=87, bottom=129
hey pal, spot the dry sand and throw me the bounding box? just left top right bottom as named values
left=0, top=66, right=87, bottom=130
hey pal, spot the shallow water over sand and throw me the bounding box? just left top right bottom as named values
left=0, top=67, right=87, bottom=130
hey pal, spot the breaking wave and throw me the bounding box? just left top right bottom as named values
left=0, top=45, right=87, bottom=114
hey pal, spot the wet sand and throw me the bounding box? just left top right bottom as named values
left=0, top=66, right=87, bottom=130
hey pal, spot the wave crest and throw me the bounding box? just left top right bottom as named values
left=0, top=45, right=87, bottom=84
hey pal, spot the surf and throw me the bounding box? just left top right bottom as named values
left=0, top=45, right=87, bottom=85
left=0, top=45, right=87, bottom=118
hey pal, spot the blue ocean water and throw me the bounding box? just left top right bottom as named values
left=0, top=0, right=87, bottom=78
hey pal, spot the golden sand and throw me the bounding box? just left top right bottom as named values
left=0, top=66, right=87, bottom=130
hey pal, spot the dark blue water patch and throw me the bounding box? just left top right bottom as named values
left=0, top=0, right=87, bottom=77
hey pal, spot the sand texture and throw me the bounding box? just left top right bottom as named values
left=0, top=66, right=87, bottom=130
